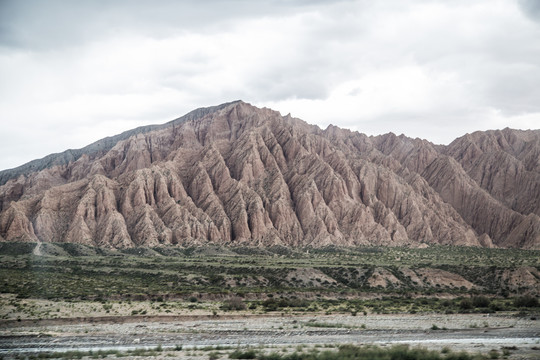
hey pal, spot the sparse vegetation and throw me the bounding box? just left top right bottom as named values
left=228, top=344, right=495, bottom=360
left=303, top=321, right=357, bottom=329
left=0, top=243, right=538, bottom=320
left=0, top=341, right=520, bottom=360
left=229, top=349, right=258, bottom=359
left=16, top=346, right=167, bottom=359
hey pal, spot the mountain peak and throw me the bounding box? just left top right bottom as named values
left=0, top=100, right=247, bottom=185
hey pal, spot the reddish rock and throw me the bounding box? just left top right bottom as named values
left=0, top=101, right=538, bottom=249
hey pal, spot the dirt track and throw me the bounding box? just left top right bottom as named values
left=1, top=313, right=539, bottom=359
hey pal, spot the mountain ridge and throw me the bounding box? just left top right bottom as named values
left=1, top=101, right=538, bottom=249
left=0, top=100, right=243, bottom=185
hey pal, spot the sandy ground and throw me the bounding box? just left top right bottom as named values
left=1, top=313, right=539, bottom=359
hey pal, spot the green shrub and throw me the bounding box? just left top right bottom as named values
left=221, top=297, right=246, bottom=311
left=459, top=298, right=473, bottom=310
left=472, top=296, right=490, bottom=308
left=514, top=295, right=538, bottom=308
left=262, top=298, right=278, bottom=311
left=258, top=353, right=282, bottom=360
left=229, top=349, right=257, bottom=359
left=441, top=299, right=452, bottom=307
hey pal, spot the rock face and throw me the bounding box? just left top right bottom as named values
left=0, top=101, right=539, bottom=249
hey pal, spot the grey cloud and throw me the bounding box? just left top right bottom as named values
left=0, top=0, right=347, bottom=49
left=247, top=72, right=331, bottom=102
left=1, top=0, right=539, bottom=171
left=345, top=108, right=497, bottom=145
left=486, top=65, right=540, bottom=114
left=519, top=0, right=540, bottom=22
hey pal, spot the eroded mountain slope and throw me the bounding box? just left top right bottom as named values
left=0, top=101, right=538, bottom=248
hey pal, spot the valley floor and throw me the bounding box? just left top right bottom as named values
left=1, top=313, right=539, bottom=359
left=1, top=244, right=539, bottom=359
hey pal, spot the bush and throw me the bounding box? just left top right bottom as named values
left=221, top=297, right=246, bottom=311
left=459, top=298, right=473, bottom=310
left=258, top=353, right=282, bottom=360
left=229, top=349, right=257, bottom=359
left=278, top=298, right=309, bottom=308
left=262, top=298, right=278, bottom=311
left=440, top=299, right=452, bottom=308
left=472, top=296, right=490, bottom=308
left=514, top=295, right=538, bottom=308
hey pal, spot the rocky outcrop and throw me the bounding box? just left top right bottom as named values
left=0, top=101, right=539, bottom=249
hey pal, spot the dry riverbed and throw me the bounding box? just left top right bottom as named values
left=1, top=313, right=539, bottom=359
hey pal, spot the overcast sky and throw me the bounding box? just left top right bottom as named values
left=1, top=0, right=539, bottom=171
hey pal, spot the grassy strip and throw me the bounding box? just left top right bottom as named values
left=15, top=346, right=168, bottom=360
left=1, top=242, right=539, bottom=267
left=5, top=340, right=518, bottom=360
left=229, top=344, right=492, bottom=360
left=13, top=345, right=475, bottom=360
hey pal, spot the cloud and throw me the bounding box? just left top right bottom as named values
left=518, top=0, right=540, bottom=22
left=0, top=0, right=539, bottom=170
left=258, top=0, right=540, bottom=141
left=0, top=0, right=337, bottom=49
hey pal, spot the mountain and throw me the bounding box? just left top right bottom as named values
left=0, top=101, right=539, bottom=249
